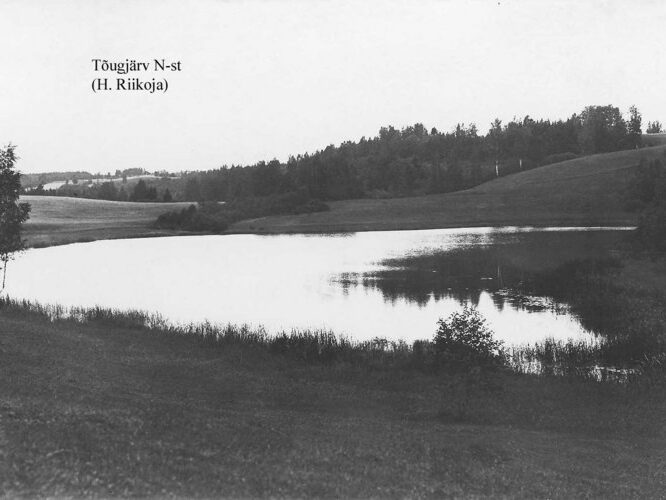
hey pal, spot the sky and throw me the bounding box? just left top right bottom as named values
left=1, top=0, right=665, bottom=174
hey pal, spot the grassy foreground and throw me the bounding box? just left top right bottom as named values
left=1, top=299, right=665, bottom=498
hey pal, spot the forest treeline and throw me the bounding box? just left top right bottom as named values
left=26, top=104, right=645, bottom=203
left=179, top=104, right=643, bottom=202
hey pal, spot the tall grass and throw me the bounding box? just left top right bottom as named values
left=0, top=296, right=662, bottom=380
left=0, top=297, right=414, bottom=368
left=507, top=337, right=666, bottom=384
left=507, top=339, right=622, bottom=380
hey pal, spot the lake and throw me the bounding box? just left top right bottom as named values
left=6, top=227, right=631, bottom=345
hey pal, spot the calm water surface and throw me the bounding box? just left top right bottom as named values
left=6, top=227, right=630, bottom=344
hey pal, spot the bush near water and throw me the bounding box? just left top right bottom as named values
left=154, top=190, right=329, bottom=232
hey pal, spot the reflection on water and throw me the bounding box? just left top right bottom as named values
left=336, top=230, right=625, bottom=311
left=6, top=227, right=630, bottom=344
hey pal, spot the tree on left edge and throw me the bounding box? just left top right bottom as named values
left=0, top=144, right=31, bottom=291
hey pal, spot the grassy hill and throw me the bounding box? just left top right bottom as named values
left=643, top=132, right=666, bottom=147
left=23, top=196, right=190, bottom=247
left=231, top=145, right=666, bottom=233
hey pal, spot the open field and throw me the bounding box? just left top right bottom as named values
left=231, top=145, right=666, bottom=233
left=22, top=196, right=190, bottom=247
left=1, top=301, right=664, bottom=498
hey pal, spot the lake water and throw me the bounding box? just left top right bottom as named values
left=5, top=227, right=631, bottom=345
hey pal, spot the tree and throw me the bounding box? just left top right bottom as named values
left=434, top=307, right=503, bottom=371
left=163, top=188, right=173, bottom=202
left=431, top=307, right=506, bottom=420
left=0, top=145, right=31, bottom=291
left=184, top=177, right=202, bottom=201
left=117, top=186, right=129, bottom=201
left=647, top=121, right=663, bottom=134
left=489, top=118, right=503, bottom=159
left=578, top=105, right=627, bottom=154
left=130, top=179, right=149, bottom=201
left=627, top=105, right=642, bottom=149
left=97, top=181, right=118, bottom=201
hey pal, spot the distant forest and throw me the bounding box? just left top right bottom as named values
left=25, top=104, right=646, bottom=203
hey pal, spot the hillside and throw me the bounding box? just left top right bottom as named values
left=230, top=145, right=666, bottom=233
left=19, top=145, right=666, bottom=247
left=23, top=196, right=190, bottom=247
left=643, top=132, right=666, bottom=147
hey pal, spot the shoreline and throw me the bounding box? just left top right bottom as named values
left=25, top=217, right=639, bottom=250
left=23, top=141, right=660, bottom=248
left=2, top=281, right=664, bottom=498
left=0, top=294, right=636, bottom=374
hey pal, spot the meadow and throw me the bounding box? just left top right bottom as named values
left=22, top=196, right=190, bottom=247
left=1, top=297, right=664, bottom=498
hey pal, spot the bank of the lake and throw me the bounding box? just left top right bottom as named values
left=22, top=196, right=189, bottom=248
left=9, top=228, right=644, bottom=349
left=7, top=145, right=665, bottom=496
left=21, top=191, right=638, bottom=249
left=1, top=298, right=665, bottom=498
left=3, top=234, right=665, bottom=496
left=23, top=145, right=666, bottom=247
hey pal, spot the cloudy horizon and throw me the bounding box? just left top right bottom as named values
left=1, top=0, right=665, bottom=174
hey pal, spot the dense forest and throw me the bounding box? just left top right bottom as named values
left=27, top=104, right=646, bottom=203
left=180, top=104, right=643, bottom=202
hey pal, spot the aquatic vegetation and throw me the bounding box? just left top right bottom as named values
left=2, top=295, right=661, bottom=381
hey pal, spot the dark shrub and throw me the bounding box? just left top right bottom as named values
left=434, top=307, right=504, bottom=372
left=154, top=190, right=329, bottom=233
left=155, top=204, right=230, bottom=232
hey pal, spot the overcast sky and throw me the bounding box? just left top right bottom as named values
left=1, top=0, right=665, bottom=174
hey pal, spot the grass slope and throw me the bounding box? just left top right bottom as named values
left=22, top=196, right=190, bottom=247
left=1, top=306, right=664, bottom=498
left=231, top=145, right=666, bottom=233
left=643, top=133, right=666, bottom=147
left=20, top=145, right=666, bottom=246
